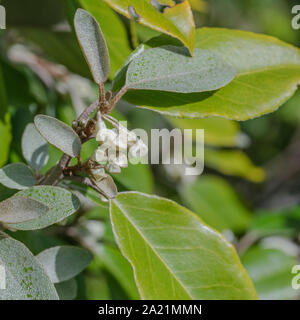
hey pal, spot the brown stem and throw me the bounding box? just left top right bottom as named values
left=103, top=85, right=128, bottom=114
left=99, top=82, right=106, bottom=106
left=77, top=100, right=99, bottom=123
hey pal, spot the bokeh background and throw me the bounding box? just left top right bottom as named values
left=0, top=0, right=300, bottom=300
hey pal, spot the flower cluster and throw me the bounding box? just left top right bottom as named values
left=90, top=113, right=148, bottom=178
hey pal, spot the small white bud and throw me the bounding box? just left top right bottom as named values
left=96, top=113, right=106, bottom=133
left=109, top=152, right=128, bottom=168
left=96, top=128, right=118, bottom=144
left=95, top=147, right=108, bottom=164
left=129, top=139, right=148, bottom=159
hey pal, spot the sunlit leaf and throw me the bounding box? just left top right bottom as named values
left=34, top=115, right=81, bottom=157
left=7, top=186, right=80, bottom=230
left=36, top=246, right=93, bottom=283
left=205, top=149, right=266, bottom=183
left=103, top=0, right=195, bottom=54
left=74, top=9, right=110, bottom=84
left=0, top=114, right=12, bottom=168
left=111, top=192, right=257, bottom=299
left=0, top=196, right=47, bottom=224
left=126, top=46, right=236, bottom=93
left=0, top=232, right=58, bottom=300
left=22, top=123, right=49, bottom=171
left=181, top=176, right=252, bottom=232
left=121, top=29, right=300, bottom=120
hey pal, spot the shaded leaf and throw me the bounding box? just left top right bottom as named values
left=0, top=163, right=36, bottom=190
left=8, top=186, right=80, bottom=230
left=22, top=123, right=49, bottom=171
left=36, top=246, right=93, bottom=283
left=55, top=278, right=78, bottom=300
left=241, top=246, right=299, bottom=300
left=181, top=176, right=252, bottom=232
left=0, top=232, right=58, bottom=300
left=103, top=0, right=195, bottom=54
left=93, top=175, right=118, bottom=199
left=111, top=192, right=257, bottom=299
left=0, top=60, right=7, bottom=120
left=0, top=196, right=47, bottom=224
left=74, top=9, right=110, bottom=83
left=126, top=46, right=236, bottom=93
left=34, top=115, right=81, bottom=157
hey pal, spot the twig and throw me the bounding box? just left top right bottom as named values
left=103, top=85, right=128, bottom=114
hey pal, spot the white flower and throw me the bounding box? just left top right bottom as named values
left=96, top=128, right=118, bottom=145
left=94, top=147, right=108, bottom=164
left=129, top=139, right=148, bottom=159
left=108, top=152, right=128, bottom=168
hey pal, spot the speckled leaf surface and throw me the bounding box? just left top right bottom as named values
left=34, top=115, right=81, bottom=157
left=110, top=192, right=257, bottom=300
left=103, top=0, right=195, bottom=54
left=74, top=9, right=110, bottom=83
left=7, top=186, right=80, bottom=230
left=126, top=46, right=236, bottom=93
left=0, top=232, right=58, bottom=300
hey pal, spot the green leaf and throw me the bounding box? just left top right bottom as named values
left=74, top=9, right=110, bottom=84
left=103, top=0, right=195, bottom=54
left=0, top=114, right=12, bottom=168
left=241, top=246, right=299, bottom=300
left=34, top=115, right=81, bottom=157
left=205, top=149, right=266, bottom=183
left=79, top=0, right=132, bottom=78
left=0, top=232, right=58, bottom=300
left=122, top=28, right=300, bottom=120
left=0, top=60, right=7, bottom=120
left=22, top=123, right=49, bottom=171
left=0, top=163, right=36, bottom=190
left=96, top=245, right=140, bottom=300
left=112, top=163, right=154, bottom=193
left=125, top=46, right=236, bottom=93
left=110, top=192, right=257, bottom=299
left=168, top=117, right=244, bottom=147
left=7, top=186, right=80, bottom=230
left=0, top=196, right=47, bottom=224
left=181, top=176, right=252, bottom=232
left=36, top=246, right=93, bottom=283
left=55, top=278, right=78, bottom=300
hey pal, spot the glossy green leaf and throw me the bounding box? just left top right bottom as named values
left=7, top=186, right=80, bottom=230
left=80, top=0, right=132, bottom=77
left=241, top=246, right=299, bottom=300
left=74, top=9, right=110, bottom=84
left=168, top=117, right=244, bottom=147
left=36, top=246, right=93, bottom=283
left=0, top=114, right=12, bottom=168
left=181, top=176, right=252, bottom=232
left=22, top=123, right=49, bottom=171
left=110, top=192, right=257, bottom=299
left=0, top=196, right=47, bottom=224
left=103, top=0, right=195, bottom=54
left=126, top=46, right=236, bottom=93
left=34, top=115, right=81, bottom=157
left=0, top=163, right=36, bottom=190
left=205, top=150, right=266, bottom=183
left=123, top=28, right=300, bottom=120
left=55, top=278, right=78, bottom=300
left=0, top=232, right=58, bottom=300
